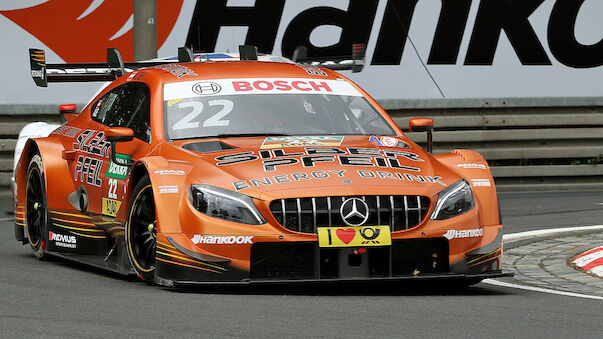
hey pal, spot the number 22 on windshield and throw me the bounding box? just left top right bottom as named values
left=172, top=100, right=233, bottom=130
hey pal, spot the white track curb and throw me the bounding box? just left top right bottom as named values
left=483, top=225, right=603, bottom=300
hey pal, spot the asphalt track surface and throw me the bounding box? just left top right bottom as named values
left=1, top=191, right=602, bottom=338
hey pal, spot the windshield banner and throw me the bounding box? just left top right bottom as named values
left=164, top=78, right=363, bottom=100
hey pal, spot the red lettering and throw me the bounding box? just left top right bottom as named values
left=274, top=80, right=292, bottom=91
left=233, top=81, right=252, bottom=91
left=291, top=81, right=311, bottom=91
left=253, top=80, right=274, bottom=91
left=310, top=81, right=332, bottom=92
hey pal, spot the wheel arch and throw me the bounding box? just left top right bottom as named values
left=136, top=156, right=193, bottom=234
left=15, top=137, right=75, bottom=242
left=14, top=139, right=39, bottom=242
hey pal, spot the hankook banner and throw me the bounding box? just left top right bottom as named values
left=0, top=0, right=601, bottom=104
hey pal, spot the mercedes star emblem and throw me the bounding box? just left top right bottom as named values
left=340, top=198, right=369, bottom=226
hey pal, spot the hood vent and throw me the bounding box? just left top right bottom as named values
left=182, top=141, right=235, bottom=153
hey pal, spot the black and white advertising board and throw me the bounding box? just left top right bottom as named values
left=0, top=0, right=601, bottom=104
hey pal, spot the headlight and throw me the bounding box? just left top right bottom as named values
left=430, top=179, right=474, bottom=220
left=187, top=184, right=265, bottom=225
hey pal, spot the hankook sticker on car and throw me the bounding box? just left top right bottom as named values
left=443, top=228, right=483, bottom=240
left=191, top=235, right=254, bottom=245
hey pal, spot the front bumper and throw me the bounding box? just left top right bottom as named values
left=158, top=196, right=506, bottom=286
left=155, top=233, right=508, bottom=286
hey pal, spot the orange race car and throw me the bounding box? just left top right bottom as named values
left=14, top=46, right=512, bottom=287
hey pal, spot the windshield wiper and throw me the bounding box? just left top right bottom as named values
left=214, top=133, right=291, bottom=138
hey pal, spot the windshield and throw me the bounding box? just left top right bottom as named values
left=163, top=78, right=395, bottom=140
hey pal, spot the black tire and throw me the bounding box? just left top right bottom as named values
left=25, top=153, right=49, bottom=259
left=125, top=174, right=157, bottom=282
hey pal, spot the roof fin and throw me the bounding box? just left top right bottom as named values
left=178, top=47, right=194, bottom=62
left=292, top=46, right=307, bottom=62
left=107, top=48, right=125, bottom=77
left=239, top=45, right=258, bottom=61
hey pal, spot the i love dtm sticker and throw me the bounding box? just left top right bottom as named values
left=318, top=226, right=391, bottom=248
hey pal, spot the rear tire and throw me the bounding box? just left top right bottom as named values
left=125, top=174, right=157, bottom=282
left=25, top=153, right=49, bottom=259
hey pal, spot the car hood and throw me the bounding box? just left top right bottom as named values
left=166, top=135, right=462, bottom=199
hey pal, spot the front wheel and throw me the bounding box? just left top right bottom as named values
left=125, top=174, right=157, bottom=282
left=25, top=153, right=49, bottom=259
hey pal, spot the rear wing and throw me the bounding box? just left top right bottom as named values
left=292, top=43, right=366, bottom=73
left=29, top=48, right=172, bottom=87
left=29, top=44, right=367, bottom=87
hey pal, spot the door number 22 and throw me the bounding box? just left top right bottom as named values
left=108, top=178, right=118, bottom=199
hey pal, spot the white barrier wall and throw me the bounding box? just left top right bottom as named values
left=0, top=0, right=601, bottom=104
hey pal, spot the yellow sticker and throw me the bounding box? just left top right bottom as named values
left=318, top=226, right=391, bottom=248
left=168, top=98, right=184, bottom=107
left=102, top=198, right=121, bottom=217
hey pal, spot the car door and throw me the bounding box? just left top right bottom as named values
left=95, top=82, right=152, bottom=220
left=68, top=87, right=119, bottom=216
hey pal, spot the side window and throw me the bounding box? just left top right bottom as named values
left=91, top=83, right=151, bottom=142
left=91, top=90, right=119, bottom=123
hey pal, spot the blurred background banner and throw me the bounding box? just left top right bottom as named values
left=0, top=0, right=601, bottom=104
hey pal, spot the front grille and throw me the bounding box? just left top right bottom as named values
left=269, top=195, right=430, bottom=233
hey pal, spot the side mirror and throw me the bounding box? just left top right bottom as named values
left=106, top=127, right=134, bottom=166
left=409, top=118, right=434, bottom=153
left=59, top=104, right=78, bottom=123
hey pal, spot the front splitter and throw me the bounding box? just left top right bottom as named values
left=162, top=269, right=514, bottom=288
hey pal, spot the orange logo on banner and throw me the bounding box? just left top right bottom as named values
left=0, top=0, right=183, bottom=62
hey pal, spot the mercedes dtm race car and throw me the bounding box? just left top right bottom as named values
left=14, top=46, right=512, bottom=287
